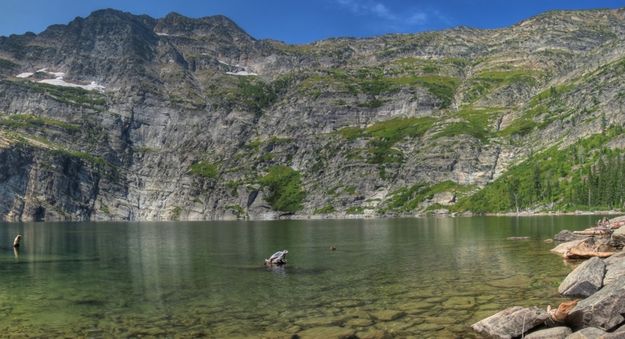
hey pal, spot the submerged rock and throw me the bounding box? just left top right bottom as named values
left=354, top=329, right=392, bottom=339
left=471, top=306, right=549, bottom=339
left=370, top=310, right=405, bottom=321
left=525, top=326, right=572, bottom=339
left=558, top=257, right=605, bottom=297
left=296, top=326, right=355, bottom=338
left=507, top=236, right=530, bottom=240
left=567, top=275, right=625, bottom=331
left=565, top=327, right=606, bottom=339
left=442, top=296, right=476, bottom=310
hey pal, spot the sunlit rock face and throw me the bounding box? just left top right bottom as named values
left=2, top=8, right=625, bottom=221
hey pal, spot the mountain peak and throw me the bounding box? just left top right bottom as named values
left=155, top=12, right=253, bottom=41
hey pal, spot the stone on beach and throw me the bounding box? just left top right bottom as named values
left=525, top=326, right=572, bottom=339
left=471, top=306, right=549, bottom=339
left=558, top=257, right=605, bottom=297
left=567, top=275, right=625, bottom=331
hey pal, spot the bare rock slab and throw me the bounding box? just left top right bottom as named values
left=565, top=327, right=606, bottom=339
left=567, top=275, right=625, bottom=331
left=525, top=327, right=572, bottom=339
left=471, top=306, right=549, bottom=339
left=558, top=257, right=605, bottom=297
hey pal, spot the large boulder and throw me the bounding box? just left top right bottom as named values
left=564, top=327, right=606, bottom=338
left=567, top=275, right=625, bottom=331
left=551, top=239, right=588, bottom=257
left=558, top=257, right=605, bottom=297
left=472, top=306, right=549, bottom=339
left=554, top=230, right=587, bottom=242
left=525, top=326, right=572, bottom=338
left=603, top=252, right=625, bottom=285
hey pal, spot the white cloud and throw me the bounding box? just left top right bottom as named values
left=335, top=0, right=429, bottom=28
left=371, top=3, right=395, bottom=20
left=407, top=12, right=428, bottom=25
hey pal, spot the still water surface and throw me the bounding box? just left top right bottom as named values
left=0, top=216, right=605, bottom=337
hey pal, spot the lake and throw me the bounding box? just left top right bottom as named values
left=0, top=216, right=605, bottom=338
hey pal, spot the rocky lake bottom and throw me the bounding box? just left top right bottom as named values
left=0, top=216, right=605, bottom=338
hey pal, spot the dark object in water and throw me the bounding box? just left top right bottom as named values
left=13, top=235, right=22, bottom=248
left=265, top=250, right=288, bottom=266
left=330, top=245, right=336, bottom=251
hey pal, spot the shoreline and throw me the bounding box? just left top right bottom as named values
left=3, top=210, right=623, bottom=223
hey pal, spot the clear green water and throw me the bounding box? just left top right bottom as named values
left=0, top=216, right=605, bottom=338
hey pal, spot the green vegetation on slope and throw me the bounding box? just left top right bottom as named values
left=0, top=114, right=80, bottom=131
left=0, top=58, right=17, bottom=70
left=7, top=80, right=106, bottom=107
left=213, top=75, right=293, bottom=115
left=190, top=161, right=219, bottom=179
left=499, top=84, right=575, bottom=137
left=382, top=181, right=472, bottom=212
left=301, top=66, right=459, bottom=108
left=434, top=107, right=502, bottom=141
left=455, top=126, right=625, bottom=212
left=464, top=69, right=540, bottom=103
left=260, top=165, right=305, bottom=213
left=338, top=117, right=436, bottom=164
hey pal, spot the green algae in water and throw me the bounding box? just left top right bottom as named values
left=0, top=216, right=606, bottom=337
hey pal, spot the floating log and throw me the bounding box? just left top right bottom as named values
left=12, top=235, right=22, bottom=248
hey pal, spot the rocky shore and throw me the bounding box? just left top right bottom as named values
left=472, top=216, right=625, bottom=338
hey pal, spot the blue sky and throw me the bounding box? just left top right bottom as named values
left=0, top=0, right=624, bottom=43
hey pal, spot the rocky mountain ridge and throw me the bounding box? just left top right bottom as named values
left=1, top=8, right=625, bottom=221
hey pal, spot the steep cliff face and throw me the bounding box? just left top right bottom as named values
left=1, top=8, right=625, bottom=221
